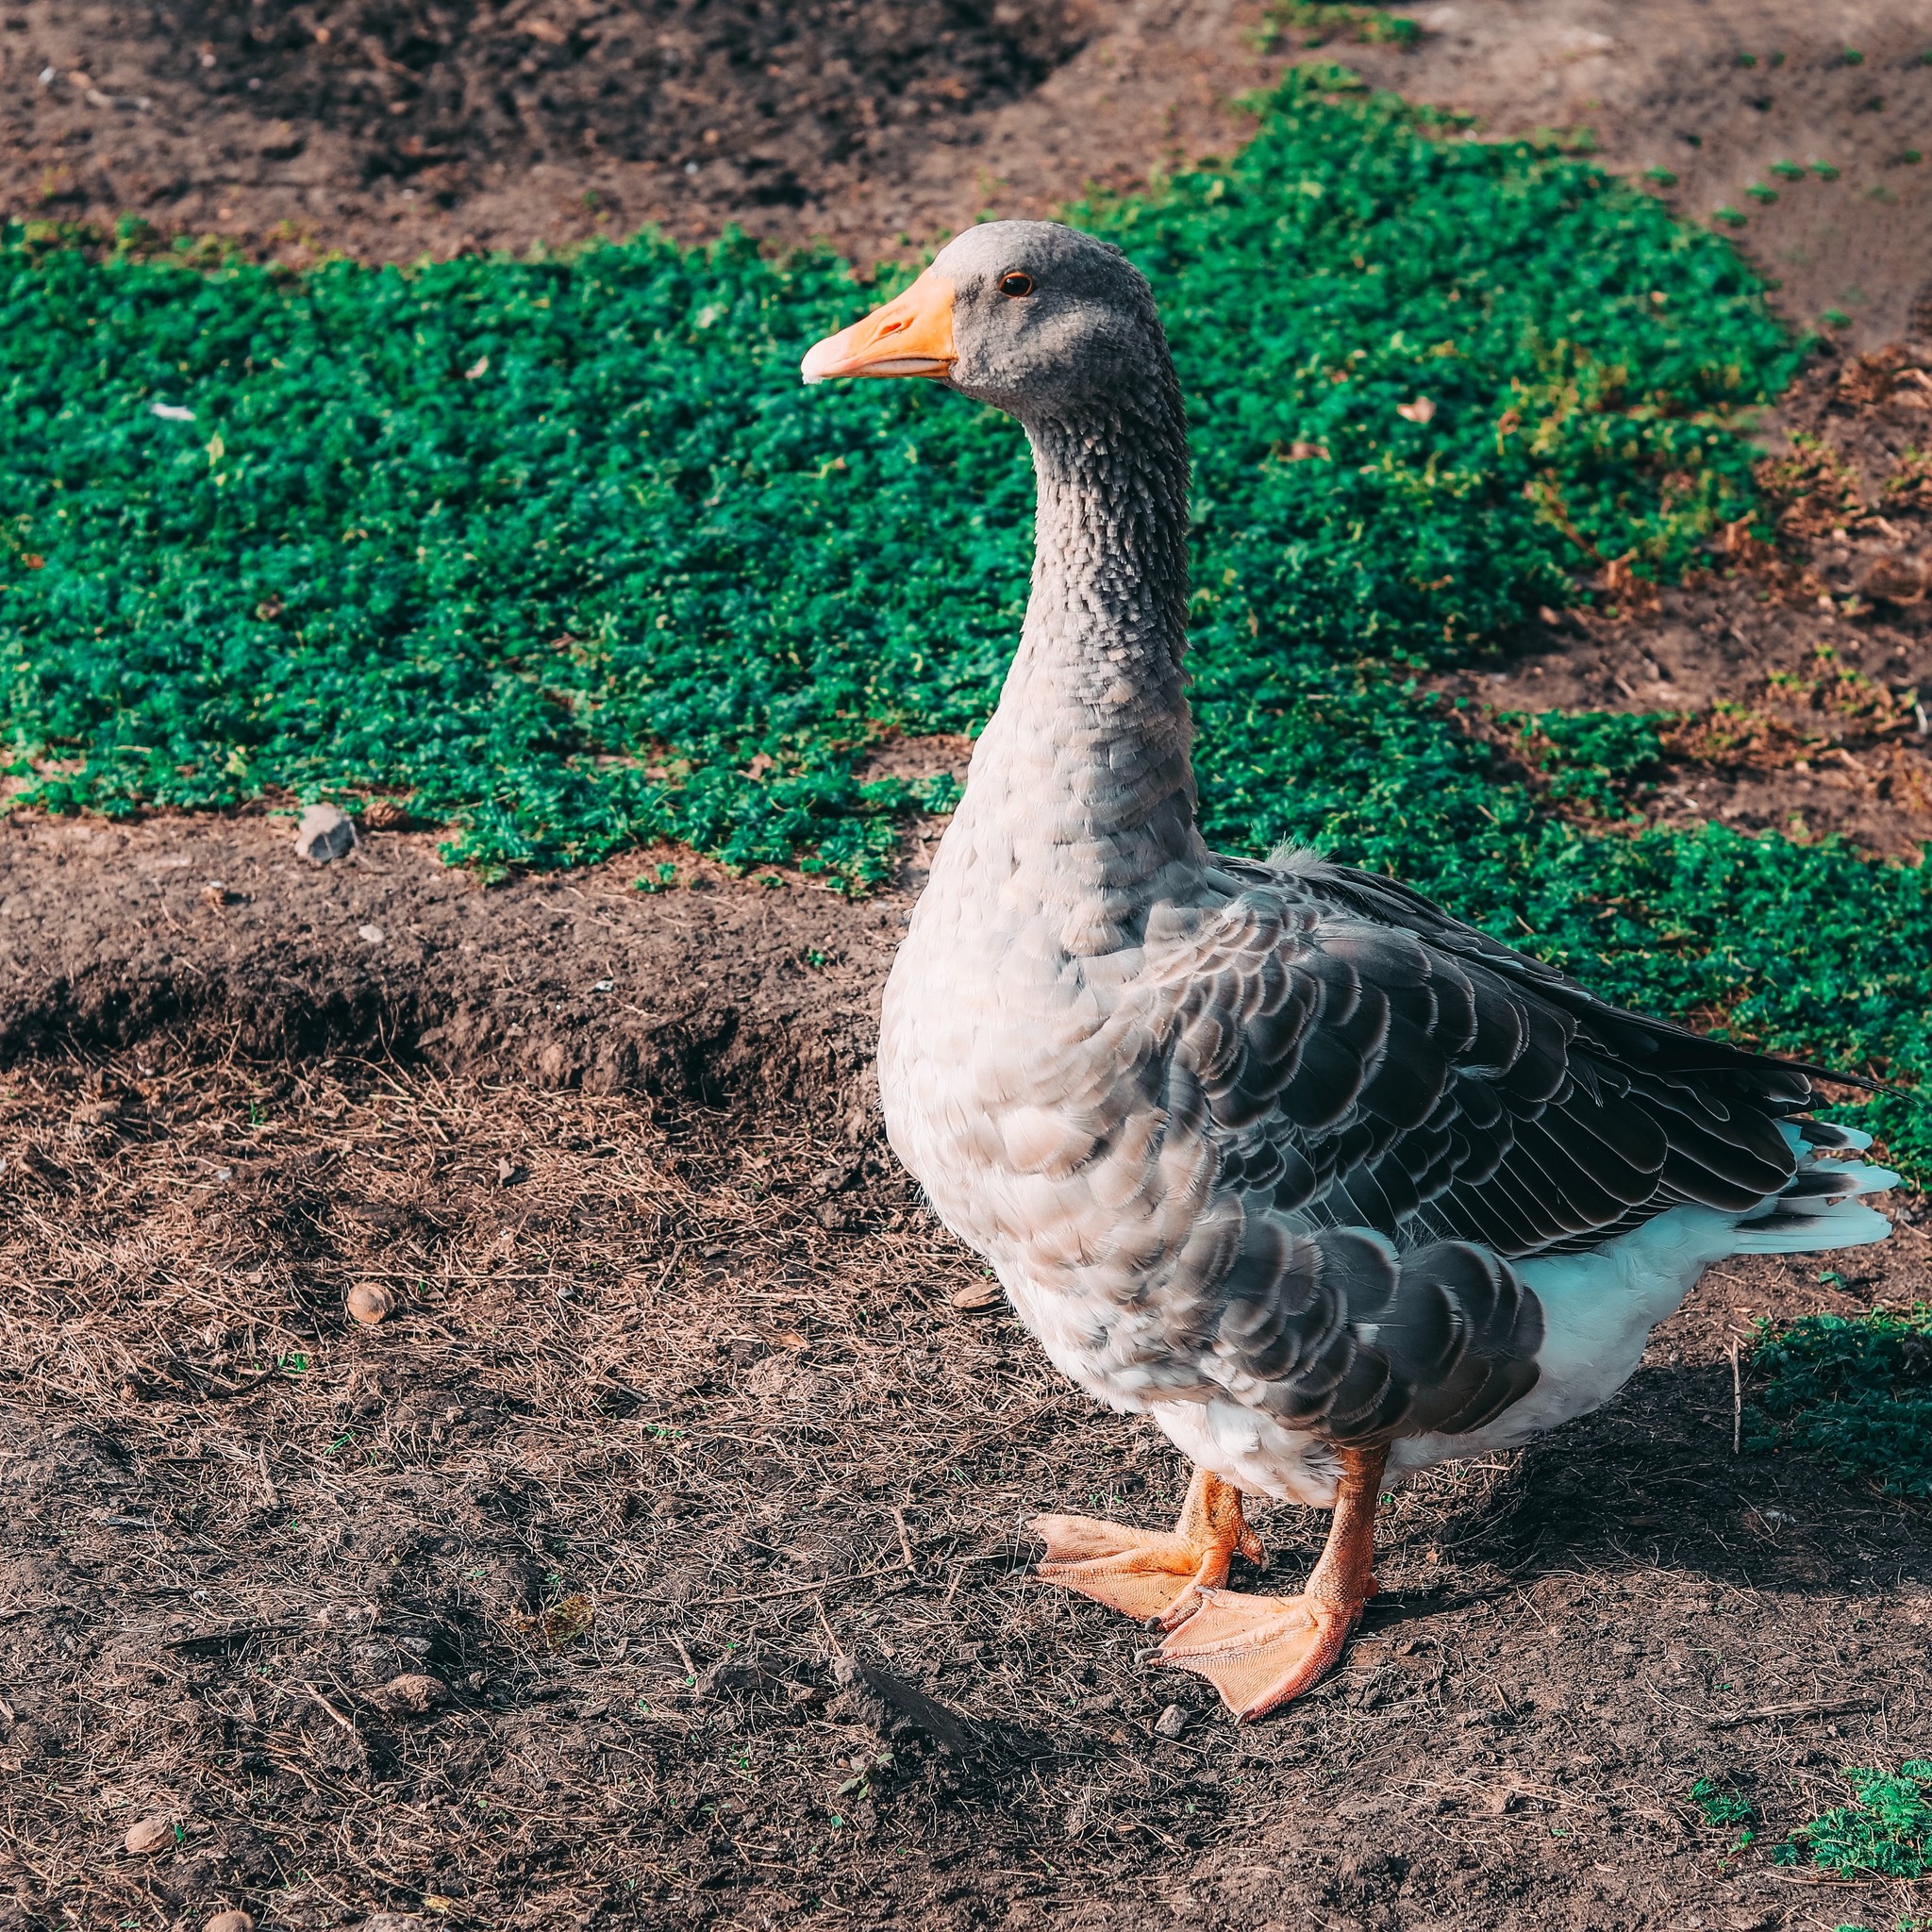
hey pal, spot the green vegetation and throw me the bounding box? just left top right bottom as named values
left=3, top=65, right=1931, bottom=1162
left=1257, top=3, right=1423, bottom=51
left=1774, top=1763, right=1932, bottom=1879
left=1690, top=1777, right=1755, bottom=1830
left=1497, top=709, right=1669, bottom=818
left=1747, top=1305, right=1932, bottom=1495
left=1689, top=1775, right=1757, bottom=1860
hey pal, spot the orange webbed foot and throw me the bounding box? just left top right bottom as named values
left=1031, top=1467, right=1263, bottom=1627
left=1156, top=1586, right=1364, bottom=1720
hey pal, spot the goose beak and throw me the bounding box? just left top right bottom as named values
left=801, top=272, right=956, bottom=384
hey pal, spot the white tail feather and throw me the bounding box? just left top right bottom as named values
left=1732, top=1199, right=1895, bottom=1253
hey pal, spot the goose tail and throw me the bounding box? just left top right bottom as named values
left=1728, top=1123, right=1898, bottom=1255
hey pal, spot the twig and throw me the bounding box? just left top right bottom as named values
left=891, top=1505, right=916, bottom=1572
left=1709, top=1695, right=1877, bottom=1729
left=296, top=1682, right=359, bottom=1735
left=704, top=1559, right=908, bottom=1606
left=1730, top=1337, right=1742, bottom=1457
left=667, top=1631, right=697, bottom=1680
left=812, top=1597, right=845, bottom=1666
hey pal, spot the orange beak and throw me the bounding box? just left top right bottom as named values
left=801, top=272, right=957, bottom=384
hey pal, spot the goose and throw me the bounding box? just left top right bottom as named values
left=800, top=221, right=1897, bottom=1721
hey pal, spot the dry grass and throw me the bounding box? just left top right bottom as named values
left=0, top=1054, right=1271, bottom=1927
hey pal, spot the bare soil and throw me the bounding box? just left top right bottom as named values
left=7, top=8, right=1932, bottom=1932
left=0, top=0, right=1274, bottom=267
left=3, top=1046, right=1929, bottom=1932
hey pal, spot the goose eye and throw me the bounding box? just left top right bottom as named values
left=997, top=271, right=1035, bottom=298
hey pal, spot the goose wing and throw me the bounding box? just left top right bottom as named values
left=1113, top=853, right=1856, bottom=1444
left=1158, top=852, right=1838, bottom=1257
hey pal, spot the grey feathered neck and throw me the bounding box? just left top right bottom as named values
left=962, top=358, right=1203, bottom=954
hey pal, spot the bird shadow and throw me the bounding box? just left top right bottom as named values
left=1351, top=1359, right=1932, bottom=1625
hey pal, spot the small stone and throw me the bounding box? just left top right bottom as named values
left=358, top=924, right=385, bottom=944
left=1153, top=1703, right=1186, bottom=1740
left=694, top=1655, right=773, bottom=1700
left=205, top=1912, right=257, bottom=1932
left=355, top=1919, right=428, bottom=1932
left=346, top=1281, right=396, bottom=1326
left=293, top=802, right=358, bottom=862
left=374, top=1672, right=445, bottom=1716
left=949, top=1280, right=1004, bottom=1313
left=1485, top=1784, right=1524, bottom=1815
left=124, top=1813, right=175, bottom=1854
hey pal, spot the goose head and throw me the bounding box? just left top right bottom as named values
left=800, top=220, right=1171, bottom=425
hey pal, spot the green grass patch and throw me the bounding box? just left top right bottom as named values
left=1746, top=1305, right=1932, bottom=1495
left=1257, top=2, right=1424, bottom=50
left=1774, top=1762, right=1932, bottom=1879
left=1495, top=708, right=1671, bottom=818
left=1, top=65, right=1929, bottom=1161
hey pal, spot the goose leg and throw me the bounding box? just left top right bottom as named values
left=1031, top=1465, right=1264, bottom=1628
left=1157, top=1443, right=1387, bottom=1722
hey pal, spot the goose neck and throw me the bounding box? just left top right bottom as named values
left=954, top=389, right=1203, bottom=954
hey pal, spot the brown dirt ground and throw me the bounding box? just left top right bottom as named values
left=0, top=0, right=1274, bottom=266
left=3, top=1047, right=1930, bottom=1932
left=7, top=8, right=1932, bottom=1932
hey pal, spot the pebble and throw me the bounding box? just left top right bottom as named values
left=123, top=1814, right=175, bottom=1854
left=294, top=802, right=358, bottom=862
left=205, top=1913, right=256, bottom=1932
left=358, top=924, right=385, bottom=944
left=1153, top=1703, right=1186, bottom=1740
left=346, top=1281, right=396, bottom=1325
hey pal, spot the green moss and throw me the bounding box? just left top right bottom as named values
left=1746, top=1306, right=1932, bottom=1495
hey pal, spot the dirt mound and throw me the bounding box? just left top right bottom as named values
left=0, top=808, right=924, bottom=1117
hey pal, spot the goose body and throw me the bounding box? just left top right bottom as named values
left=804, top=222, right=1895, bottom=1717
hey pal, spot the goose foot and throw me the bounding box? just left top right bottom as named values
left=1158, top=1440, right=1390, bottom=1721
left=1157, top=1587, right=1362, bottom=1720
left=1031, top=1465, right=1263, bottom=1627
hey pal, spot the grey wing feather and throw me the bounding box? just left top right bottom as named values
left=1135, top=851, right=1850, bottom=1443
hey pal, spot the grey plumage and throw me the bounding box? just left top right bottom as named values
left=858, top=221, right=1891, bottom=1483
